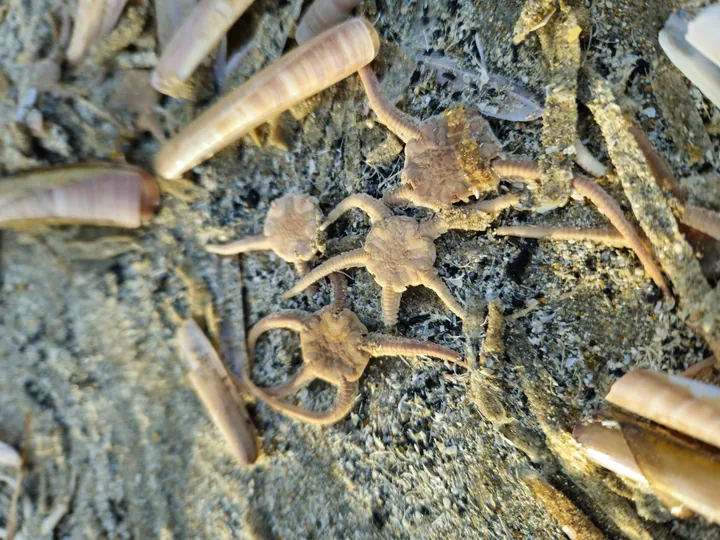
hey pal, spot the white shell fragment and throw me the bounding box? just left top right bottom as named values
left=659, top=7, right=720, bottom=108
left=0, top=441, right=21, bottom=468
left=686, top=4, right=720, bottom=70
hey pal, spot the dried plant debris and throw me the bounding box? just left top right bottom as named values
left=583, top=70, right=720, bottom=360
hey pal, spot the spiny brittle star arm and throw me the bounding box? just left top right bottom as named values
left=419, top=271, right=466, bottom=320
left=361, top=334, right=468, bottom=368
left=329, top=272, right=349, bottom=313
left=285, top=249, right=369, bottom=298
left=495, top=226, right=628, bottom=248
left=358, top=66, right=422, bottom=144
left=247, top=311, right=309, bottom=359
left=261, top=365, right=317, bottom=398
left=241, top=371, right=359, bottom=426
left=321, top=193, right=393, bottom=230
left=680, top=205, right=720, bottom=243
left=571, top=174, right=670, bottom=298
left=206, top=234, right=272, bottom=255
left=383, top=184, right=418, bottom=207
left=382, top=287, right=403, bottom=327
left=491, top=158, right=670, bottom=298
left=294, top=261, right=318, bottom=295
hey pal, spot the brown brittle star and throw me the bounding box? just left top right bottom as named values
left=239, top=274, right=467, bottom=425
left=359, top=66, right=671, bottom=297
left=206, top=193, right=325, bottom=280
left=360, top=67, right=503, bottom=210
left=284, top=193, right=520, bottom=325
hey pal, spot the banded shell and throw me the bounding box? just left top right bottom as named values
left=154, top=18, right=379, bottom=179
left=0, top=164, right=159, bottom=228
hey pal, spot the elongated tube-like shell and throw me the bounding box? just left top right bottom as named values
left=295, top=0, right=362, bottom=44
left=154, top=18, right=380, bottom=179
left=151, top=0, right=256, bottom=96
left=606, top=369, right=720, bottom=449
left=620, top=419, right=720, bottom=524
left=177, top=320, right=259, bottom=465
left=67, top=0, right=129, bottom=65
left=0, top=164, right=159, bottom=228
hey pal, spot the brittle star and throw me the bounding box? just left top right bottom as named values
left=239, top=274, right=467, bottom=425
left=206, top=193, right=325, bottom=280
left=358, top=66, right=671, bottom=298
left=283, top=193, right=520, bottom=325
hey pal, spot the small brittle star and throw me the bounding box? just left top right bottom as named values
left=284, top=193, right=519, bottom=325
left=207, top=193, right=325, bottom=280
left=360, top=67, right=502, bottom=210
left=240, top=274, right=467, bottom=425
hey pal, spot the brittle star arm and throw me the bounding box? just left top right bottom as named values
left=294, top=261, right=318, bottom=295
left=285, top=249, right=369, bottom=298
left=357, top=66, right=422, bottom=144
left=680, top=205, right=720, bottom=242
left=321, top=193, right=393, bottom=230
left=206, top=234, right=272, bottom=255
left=491, top=158, right=671, bottom=298
left=418, top=271, right=466, bottom=320
left=247, top=311, right=309, bottom=361
left=329, top=272, right=349, bottom=313
left=360, top=334, right=469, bottom=369
left=241, top=372, right=359, bottom=426
left=422, top=194, right=522, bottom=238
left=383, top=184, right=424, bottom=208
left=261, top=365, right=317, bottom=398
left=382, top=287, right=403, bottom=327
left=495, top=226, right=628, bottom=248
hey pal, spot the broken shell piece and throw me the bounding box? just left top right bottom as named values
left=685, top=4, right=720, bottom=70
left=573, top=416, right=649, bottom=488
left=177, top=319, right=259, bottom=465
left=154, top=0, right=198, bottom=52
left=573, top=414, right=704, bottom=520
left=620, top=417, right=720, bottom=523
left=154, top=18, right=379, bottom=179
left=606, top=369, right=720, bottom=450
left=151, top=0, right=256, bottom=97
left=659, top=7, right=720, bottom=109
left=0, top=164, right=159, bottom=228
left=67, top=0, right=130, bottom=65
left=0, top=441, right=21, bottom=468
